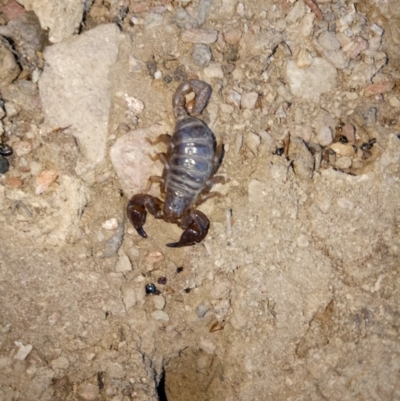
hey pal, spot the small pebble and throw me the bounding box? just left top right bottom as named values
left=226, top=89, right=241, bottom=109
left=335, top=156, right=352, bottom=169
left=124, top=95, right=144, bottom=115
left=241, top=92, right=259, bottom=109
left=78, top=383, right=100, bottom=401
left=196, top=304, right=209, bottom=318
left=153, top=295, right=166, bottom=310
left=157, top=276, right=167, bottom=285
left=122, top=286, right=137, bottom=309
left=316, top=126, right=333, bottom=147
left=293, top=125, right=312, bottom=142
left=151, top=310, right=169, bottom=321
left=318, top=31, right=341, bottom=51
left=219, top=103, right=234, bottom=114
left=343, top=37, right=369, bottom=59
left=223, top=29, right=242, bottom=45
left=145, top=251, right=164, bottom=267
left=5, top=175, right=22, bottom=188
left=363, top=107, right=377, bottom=126
left=204, top=63, right=224, bottom=79
left=0, top=156, right=9, bottom=174
left=364, top=81, right=394, bottom=96
left=154, top=70, right=162, bottom=79
left=13, top=141, right=32, bottom=157
left=181, top=28, right=218, bottom=44
left=296, top=235, right=309, bottom=248
left=330, top=142, right=355, bottom=157
left=35, top=170, right=58, bottom=194
left=102, top=218, right=118, bottom=230
left=14, top=342, right=33, bottom=360
left=296, top=48, right=313, bottom=68
left=192, top=43, right=212, bottom=67
left=245, top=132, right=261, bottom=154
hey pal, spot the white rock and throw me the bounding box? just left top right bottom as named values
left=204, top=63, right=224, bottom=79
left=18, top=0, right=86, bottom=43
left=39, top=24, right=120, bottom=177
left=153, top=295, right=166, bottom=310
left=296, top=48, right=313, bottom=68
left=14, top=342, right=33, bottom=360
left=151, top=310, right=169, bottom=321
left=318, top=31, right=341, bottom=51
left=226, top=89, right=241, bottom=109
left=286, top=58, right=337, bottom=101
left=241, top=92, right=259, bottom=109
left=317, top=126, right=333, bottom=147
left=102, top=218, right=118, bottom=230
left=124, top=95, right=144, bottom=115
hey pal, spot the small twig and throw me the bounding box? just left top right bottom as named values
left=304, top=0, right=324, bottom=20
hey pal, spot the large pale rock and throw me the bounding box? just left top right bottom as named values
left=39, top=24, right=119, bottom=177
left=286, top=58, right=337, bottom=101
left=17, top=0, right=86, bottom=43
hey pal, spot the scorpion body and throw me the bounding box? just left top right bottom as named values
left=127, top=80, right=225, bottom=247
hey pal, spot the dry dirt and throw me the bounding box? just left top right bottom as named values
left=1, top=1, right=400, bottom=400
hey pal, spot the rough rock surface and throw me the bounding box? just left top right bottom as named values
left=39, top=24, right=120, bottom=177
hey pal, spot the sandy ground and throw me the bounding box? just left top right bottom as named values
left=0, top=0, right=400, bottom=400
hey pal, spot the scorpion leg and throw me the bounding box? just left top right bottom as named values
left=166, top=210, right=210, bottom=248
left=173, top=80, right=212, bottom=118
left=127, top=194, right=164, bottom=238
left=146, top=134, right=172, bottom=147
left=145, top=176, right=165, bottom=193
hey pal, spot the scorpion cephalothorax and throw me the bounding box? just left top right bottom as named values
left=127, top=80, right=225, bottom=247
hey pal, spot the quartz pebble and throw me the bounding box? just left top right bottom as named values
left=204, top=63, right=224, bottom=79
left=102, top=218, right=118, bottom=230
left=245, top=132, right=261, bottom=154
left=152, top=310, right=169, bottom=321
left=241, top=92, right=258, bottom=109
left=124, top=95, right=144, bottom=115
left=223, top=29, right=242, bottom=45
left=181, top=28, right=218, bottom=44
left=35, top=170, right=58, bottom=194
left=196, top=304, right=209, bottom=318
left=317, top=126, right=333, bottom=147
left=78, top=384, right=100, bottom=401
left=226, top=89, right=241, bottom=109
left=192, top=43, right=212, bottom=67
left=343, top=37, right=369, bottom=59
left=153, top=295, right=166, bottom=310
left=317, top=31, right=341, bottom=51
left=14, top=341, right=33, bottom=360
left=296, top=48, right=313, bottom=68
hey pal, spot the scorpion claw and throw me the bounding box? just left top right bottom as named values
left=136, top=227, right=148, bottom=238
left=167, top=210, right=210, bottom=248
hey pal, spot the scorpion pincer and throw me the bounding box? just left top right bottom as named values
left=127, top=80, right=225, bottom=247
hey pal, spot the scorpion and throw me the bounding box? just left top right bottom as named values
left=127, top=80, right=225, bottom=248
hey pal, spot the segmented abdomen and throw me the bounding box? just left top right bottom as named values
left=166, top=116, right=215, bottom=206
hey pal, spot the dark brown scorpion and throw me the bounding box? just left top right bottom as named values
left=127, top=80, right=225, bottom=247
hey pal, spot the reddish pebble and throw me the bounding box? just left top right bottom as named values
left=341, top=123, right=356, bottom=144
left=223, top=29, right=242, bottom=45
left=1, top=1, right=25, bottom=22
left=35, top=170, right=58, bottom=194
left=157, top=277, right=167, bottom=285
left=5, top=176, right=22, bottom=189
left=364, top=81, right=395, bottom=96
left=181, top=29, right=218, bottom=44
left=131, top=2, right=149, bottom=13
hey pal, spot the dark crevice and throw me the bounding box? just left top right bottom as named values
left=157, top=368, right=168, bottom=401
